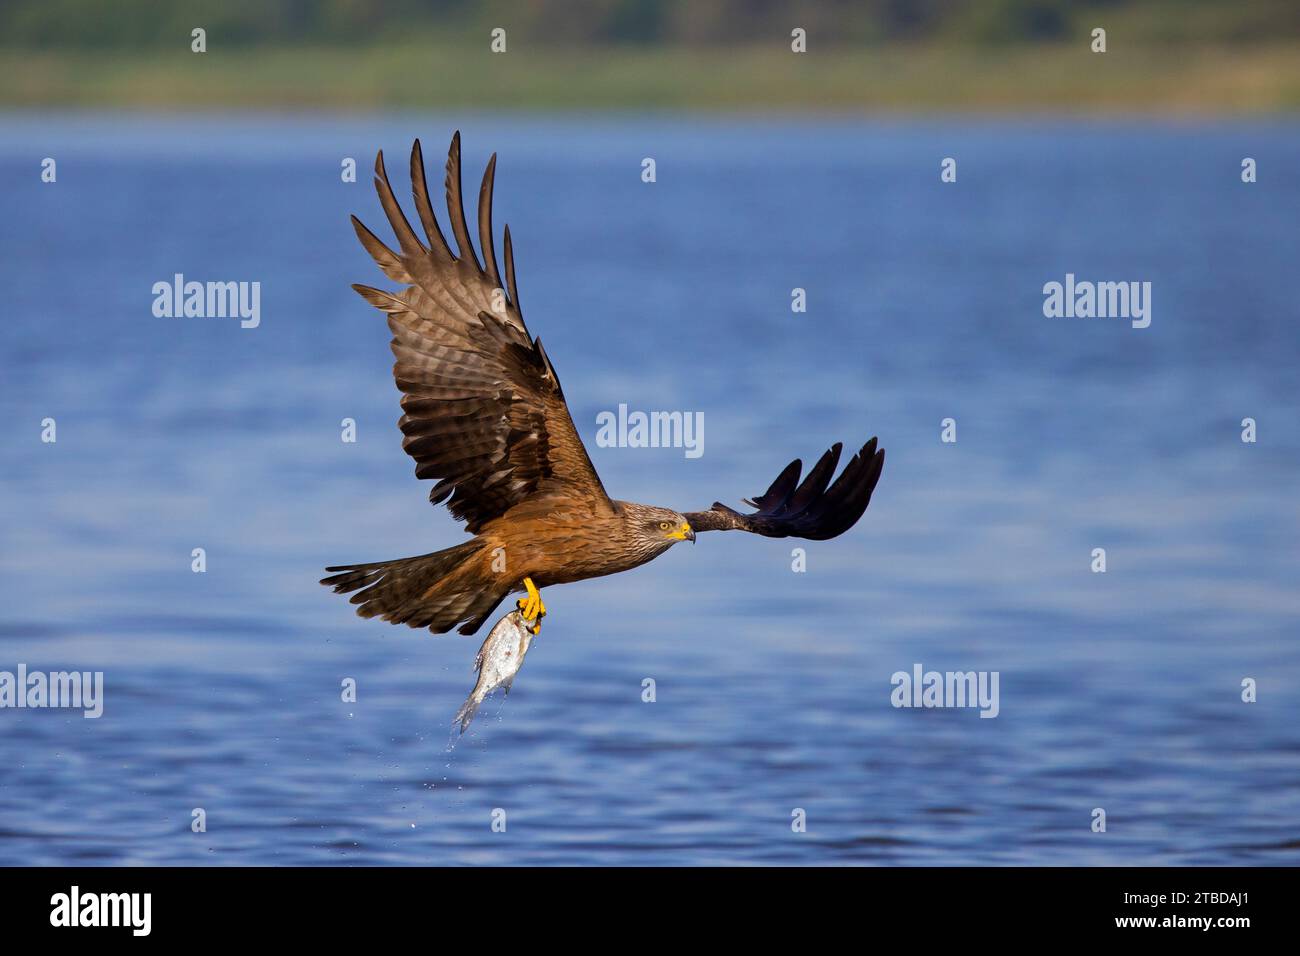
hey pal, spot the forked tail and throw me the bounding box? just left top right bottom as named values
left=320, top=540, right=505, bottom=635
left=453, top=691, right=483, bottom=734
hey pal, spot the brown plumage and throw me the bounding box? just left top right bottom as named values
left=322, top=133, right=885, bottom=636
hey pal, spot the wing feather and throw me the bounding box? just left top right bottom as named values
left=444, top=131, right=482, bottom=272
left=503, top=225, right=521, bottom=313
left=410, top=139, right=454, bottom=260
left=686, top=439, right=884, bottom=541
left=350, top=133, right=612, bottom=532
left=478, top=154, right=504, bottom=291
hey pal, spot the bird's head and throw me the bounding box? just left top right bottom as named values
left=627, top=503, right=695, bottom=551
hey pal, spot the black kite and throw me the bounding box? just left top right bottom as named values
left=323, top=134, right=885, bottom=636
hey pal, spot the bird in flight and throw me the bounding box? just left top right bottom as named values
left=322, top=133, right=885, bottom=637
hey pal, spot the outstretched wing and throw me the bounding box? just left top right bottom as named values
left=685, top=439, right=884, bottom=540
left=351, top=133, right=613, bottom=533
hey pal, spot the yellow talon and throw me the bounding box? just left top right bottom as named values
left=516, top=576, right=546, bottom=626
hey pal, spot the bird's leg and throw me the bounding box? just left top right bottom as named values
left=516, top=576, right=547, bottom=633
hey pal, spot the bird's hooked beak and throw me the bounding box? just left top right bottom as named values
left=667, top=521, right=695, bottom=544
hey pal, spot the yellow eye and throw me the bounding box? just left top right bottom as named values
left=659, top=521, right=672, bottom=531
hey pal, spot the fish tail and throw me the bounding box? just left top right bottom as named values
left=454, top=692, right=482, bottom=734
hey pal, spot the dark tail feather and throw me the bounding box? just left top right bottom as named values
left=321, top=540, right=492, bottom=634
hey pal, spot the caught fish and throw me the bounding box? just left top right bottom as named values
left=453, top=609, right=536, bottom=733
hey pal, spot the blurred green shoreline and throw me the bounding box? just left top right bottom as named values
left=4, top=42, right=1300, bottom=114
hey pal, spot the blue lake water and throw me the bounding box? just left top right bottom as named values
left=0, top=114, right=1297, bottom=865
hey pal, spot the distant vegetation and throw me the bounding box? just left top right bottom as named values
left=4, top=0, right=1299, bottom=48
left=2, top=0, right=1298, bottom=112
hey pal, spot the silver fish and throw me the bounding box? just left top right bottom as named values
left=453, top=609, right=536, bottom=733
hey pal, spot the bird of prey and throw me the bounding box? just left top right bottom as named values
left=322, top=133, right=885, bottom=637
